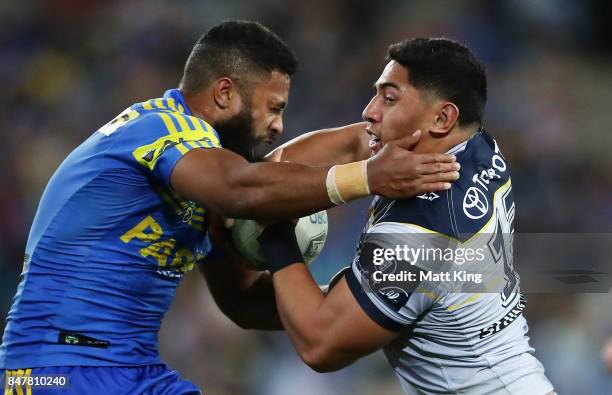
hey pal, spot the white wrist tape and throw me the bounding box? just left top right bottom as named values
left=326, top=160, right=371, bottom=205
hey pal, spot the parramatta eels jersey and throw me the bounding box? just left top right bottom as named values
left=345, top=130, right=554, bottom=394
left=0, top=89, right=220, bottom=368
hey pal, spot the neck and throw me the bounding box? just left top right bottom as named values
left=414, top=123, right=480, bottom=154
left=181, top=89, right=220, bottom=126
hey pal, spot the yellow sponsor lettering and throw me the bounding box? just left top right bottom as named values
left=139, top=238, right=176, bottom=267
left=170, top=248, right=195, bottom=272
left=120, top=216, right=163, bottom=243
left=121, top=215, right=197, bottom=271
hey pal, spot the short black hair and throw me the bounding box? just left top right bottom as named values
left=387, top=37, right=487, bottom=125
left=181, top=20, right=298, bottom=95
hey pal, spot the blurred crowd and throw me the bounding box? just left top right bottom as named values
left=1, top=0, right=611, bottom=394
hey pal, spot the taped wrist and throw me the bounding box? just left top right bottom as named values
left=259, top=222, right=304, bottom=274
left=326, top=160, right=371, bottom=205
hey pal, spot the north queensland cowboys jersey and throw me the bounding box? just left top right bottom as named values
left=344, top=129, right=554, bottom=395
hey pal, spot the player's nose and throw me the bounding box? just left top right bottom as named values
left=362, top=96, right=380, bottom=123
left=270, top=115, right=283, bottom=136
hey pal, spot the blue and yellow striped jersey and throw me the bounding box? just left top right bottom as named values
left=0, top=89, right=221, bottom=368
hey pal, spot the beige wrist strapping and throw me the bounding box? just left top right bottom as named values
left=326, top=160, right=371, bottom=205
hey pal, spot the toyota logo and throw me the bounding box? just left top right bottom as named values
left=463, top=187, right=489, bottom=219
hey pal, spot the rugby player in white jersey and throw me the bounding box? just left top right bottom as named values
left=205, top=38, right=555, bottom=394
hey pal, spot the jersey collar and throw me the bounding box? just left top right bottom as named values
left=446, top=126, right=485, bottom=155
left=162, top=89, right=192, bottom=116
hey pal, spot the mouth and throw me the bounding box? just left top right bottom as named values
left=366, top=128, right=382, bottom=152
left=263, top=135, right=277, bottom=146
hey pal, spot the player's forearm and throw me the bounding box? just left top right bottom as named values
left=224, top=162, right=333, bottom=220
left=173, top=137, right=460, bottom=220
left=173, top=148, right=336, bottom=220
left=267, top=122, right=370, bottom=167
left=272, top=264, right=356, bottom=372
left=226, top=123, right=371, bottom=217
left=217, top=163, right=333, bottom=220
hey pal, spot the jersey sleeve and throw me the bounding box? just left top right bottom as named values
left=130, top=111, right=221, bottom=186
left=345, top=222, right=438, bottom=332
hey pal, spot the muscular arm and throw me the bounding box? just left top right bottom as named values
left=173, top=123, right=369, bottom=220
left=256, top=222, right=398, bottom=372
left=267, top=122, right=371, bottom=166
left=172, top=130, right=459, bottom=221
left=272, top=264, right=398, bottom=372
left=172, top=147, right=332, bottom=221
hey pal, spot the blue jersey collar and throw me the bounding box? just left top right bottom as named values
left=163, top=89, right=192, bottom=116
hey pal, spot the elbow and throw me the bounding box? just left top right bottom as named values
left=227, top=307, right=262, bottom=330
left=300, top=345, right=345, bottom=373
left=217, top=302, right=254, bottom=330
left=230, top=315, right=255, bottom=330
left=226, top=310, right=257, bottom=330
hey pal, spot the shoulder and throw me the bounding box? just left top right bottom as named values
left=368, top=191, right=454, bottom=237
left=130, top=101, right=218, bottom=141
left=98, top=99, right=221, bottom=174
left=448, top=130, right=513, bottom=239
left=368, top=130, right=513, bottom=241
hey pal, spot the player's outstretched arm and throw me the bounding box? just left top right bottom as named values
left=199, top=211, right=282, bottom=330
left=172, top=147, right=329, bottom=220
left=266, top=122, right=372, bottom=166
left=258, top=222, right=399, bottom=372
left=171, top=130, right=459, bottom=220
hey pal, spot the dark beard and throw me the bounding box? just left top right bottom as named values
left=214, top=108, right=258, bottom=162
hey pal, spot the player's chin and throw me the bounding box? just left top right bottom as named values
left=259, top=136, right=276, bottom=147
left=370, top=143, right=383, bottom=155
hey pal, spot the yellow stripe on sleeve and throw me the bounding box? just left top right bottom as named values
left=158, top=113, right=188, bottom=154
left=169, top=113, right=190, bottom=133
left=132, top=110, right=221, bottom=172
left=159, top=113, right=179, bottom=134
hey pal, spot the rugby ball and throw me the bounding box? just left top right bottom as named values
left=232, top=211, right=328, bottom=269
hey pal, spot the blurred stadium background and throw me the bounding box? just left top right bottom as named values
left=1, top=0, right=611, bottom=394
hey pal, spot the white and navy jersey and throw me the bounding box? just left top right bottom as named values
left=344, top=130, right=554, bottom=394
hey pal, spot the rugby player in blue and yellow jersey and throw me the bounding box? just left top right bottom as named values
left=0, top=21, right=460, bottom=394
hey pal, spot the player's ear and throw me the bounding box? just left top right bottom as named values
left=430, top=102, right=459, bottom=137
left=212, top=77, right=236, bottom=110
